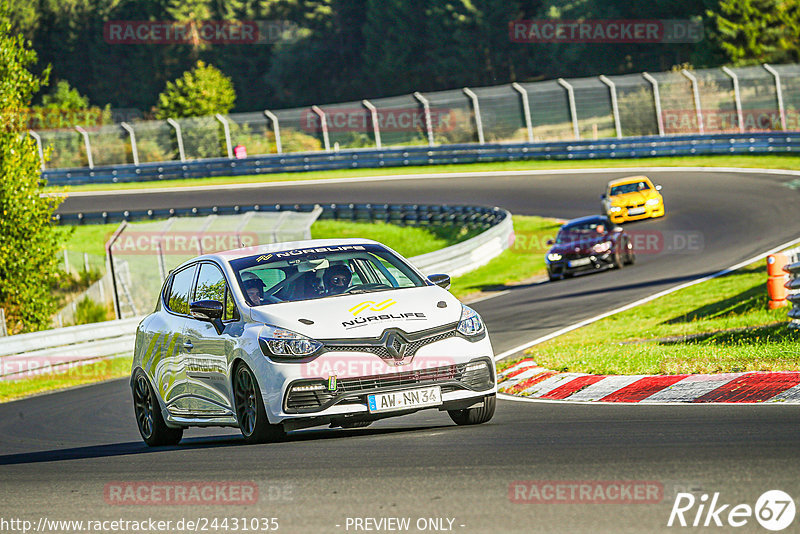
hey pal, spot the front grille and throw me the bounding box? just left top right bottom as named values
left=284, top=359, right=494, bottom=412
left=324, top=329, right=458, bottom=361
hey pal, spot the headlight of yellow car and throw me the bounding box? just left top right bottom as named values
left=645, top=198, right=660, bottom=206
left=609, top=206, right=623, bottom=213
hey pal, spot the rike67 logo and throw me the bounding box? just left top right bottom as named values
left=668, top=490, right=796, bottom=531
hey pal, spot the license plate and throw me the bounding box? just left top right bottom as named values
left=628, top=207, right=645, bottom=215
left=568, top=258, right=591, bottom=267
left=368, top=386, right=442, bottom=413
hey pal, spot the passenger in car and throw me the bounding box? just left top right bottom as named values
left=323, top=264, right=352, bottom=295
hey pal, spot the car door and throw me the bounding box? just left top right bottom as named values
left=156, top=263, right=198, bottom=415
left=184, top=262, right=237, bottom=415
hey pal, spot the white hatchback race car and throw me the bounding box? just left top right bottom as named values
left=131, top=239, right=497, bottom=446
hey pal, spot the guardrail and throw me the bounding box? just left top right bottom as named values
left=43, top=132, right=800, bottom=187
left=785, top=247, right=800, bottom=329
left=4, top=204, right=513, bottom=376
left=0, top=317, right=140, bottom=380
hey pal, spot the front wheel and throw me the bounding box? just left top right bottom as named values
left=132, top=371, right=183, bottom=447
left=448, top=394, right=496, bottom=425
left=233, top=363, right=285, bottom=444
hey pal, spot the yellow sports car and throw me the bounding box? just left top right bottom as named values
left=601, top=176, right=665, bottom=223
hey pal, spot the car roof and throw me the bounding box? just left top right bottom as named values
left=176, top=238, right=385, bottom=269
left=562, top=215, right=609, bottom=228
left=607, top=175, right=651, bottom=187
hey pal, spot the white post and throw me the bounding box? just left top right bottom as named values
left=362, top=99, right=382, bottom=149
left=311, top=106, right=331, bottom=152
left=28, top=130, right=45, bottom=170
left=557, top=78, right=580, bottom=140
left=642, top=72, right=665, bottom=136
left=263, top=110, right=282, bottom=154
left=63, top=249, right=70, bottom=274
left=599, top=75, right=622, bottom=138
left=511, top=82, right=534, bottom=142
left=413, top=92, right=435, bottom=146
left=763, top=64, right=787, bottom=131
left=75, top=126, right=94, bottom=169
left=0, top=308, right=7, bottom=337
left=120, top=122, right=139, bottom=165
left=166, top=118, right=186, bottom=162
left=216, top=114, right=234, bottom=158
left=462, top=87, right=485, bottom=145
left=681, top=69, right=704, bottom=134
left=721, top=67, right=744, bottom=133
left=84, top=253, right=90, bottom=273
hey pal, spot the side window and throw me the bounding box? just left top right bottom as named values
left=166, top=265, right=197, bottom=315
left=194, top=263, right=237, bottom=321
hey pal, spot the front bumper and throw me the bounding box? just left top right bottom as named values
left=252, top=334, right=496, bottom=426
left=608, top=202, right=664, bottom=223
left=547, top=251, right=614, bottom=276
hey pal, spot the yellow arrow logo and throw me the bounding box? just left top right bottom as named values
left=349, top=299, right=397, bottom=316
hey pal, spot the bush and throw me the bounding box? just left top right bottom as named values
left=74, top=297, right=109, bottom=325
left=155, top=60, right=236, bottom=119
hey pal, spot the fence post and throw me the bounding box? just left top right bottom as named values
left=413, top=92, right=435, bottom=147
left=763, top=64, right=787, bottom=131
left=75, top=126, right=94, bottom=169
left=216, top=114, right=234, bottom=158
left=720, top=67, right=744, bottom=134
left=681, top=69, right=704, bottom=134
left=311, top=106, right=331, bottom=152
left=462, top=87, right=485, bottom=145
left=642, top=72, right=665, bottom=136
left=361, top=99, right=382, bottom=149
left=166, top=118, right=186, bottom=162
left=120, top=122, right=139, bottom=165
left=0, top=308, right=7, bottom=337
left=599, top=75, right=622, bottom=138
left=511, top=82, right=534, bottom=142
left=105, top=220, right=128, bottom=320
left=263, top=110, right=282, bottom=154
left=63, top=249, right=71, bottom=274
left=557, top=78, right=580, bottom=140
left=28, top=130, right=45, bottom=170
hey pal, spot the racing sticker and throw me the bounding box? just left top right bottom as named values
left=342, top=312, right=426, bottom=330
left=349, top=299, right=397, bottom=316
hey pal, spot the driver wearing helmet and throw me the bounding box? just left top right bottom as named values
left=242, top=277, right=265, bottom=306
left=323, top=264, right=352, bottom=295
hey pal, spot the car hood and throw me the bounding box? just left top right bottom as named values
left=610, top=190, right=658, bottom=205
left=247, top=285, right=463, bottom=339
left=549, top=235, right=610, bottom=254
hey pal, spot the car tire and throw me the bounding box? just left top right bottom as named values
left=448, top=394, right=496, bottom=425
left=548, top=272, right=560, bottom=282
left=611, top=248, right=624, bottom=269
left=132, top=371, right=183, bottom=447
left=233, top=362, right=285, bottom=444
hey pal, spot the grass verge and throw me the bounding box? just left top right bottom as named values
left=55, top=154, right=800, bottom=192
left=502, top=260, right=799, bottom=375
left=0, top=356, right=131, bottom=403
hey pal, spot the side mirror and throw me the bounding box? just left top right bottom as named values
left=600, top=194, right=606, bottom=200
left=191, top=300, right=225, bottom=334
left=191, top=300, right=224, bottom=320
left=546, top=239, right=554, bottom=246
left=655, top=185, right=662, bottom=191
left=428, top=273, right=451, bottom=290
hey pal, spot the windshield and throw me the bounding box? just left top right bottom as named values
left=229, top=244, right=426, bottom=306
left=556, top=220, right=608, bottom=243
left=610, top=181, right=650, bottom=196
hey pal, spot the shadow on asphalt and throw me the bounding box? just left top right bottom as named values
left=0, top=424, right=452, bottom=466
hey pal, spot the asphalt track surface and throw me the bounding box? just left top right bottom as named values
left=1, top=169, right=799, bottom=533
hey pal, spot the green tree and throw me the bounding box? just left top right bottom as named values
left=40, top=79, right=90, bottom=109
left=0, top=1, right=66, bottom=333
left=155, top=60, right=236, bottom=119
left=707, top=0, right=799, bottom=65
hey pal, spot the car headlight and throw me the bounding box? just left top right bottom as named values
left=646, top=198, right=660, bottom=206
left=593, top=241, right=612, bottom=253
left=259, top=325, right=322, bottom=357
left=608, top=206, right=623, bottom=213
left=457, top=305, right=485, bottom=337
left=547, top=253, right=562, bottom=261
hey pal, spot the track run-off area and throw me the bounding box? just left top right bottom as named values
left=1, top=167, right=799, bottom=533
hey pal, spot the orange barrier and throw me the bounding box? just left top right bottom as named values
left=767, top=253, right=788, bottom=309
